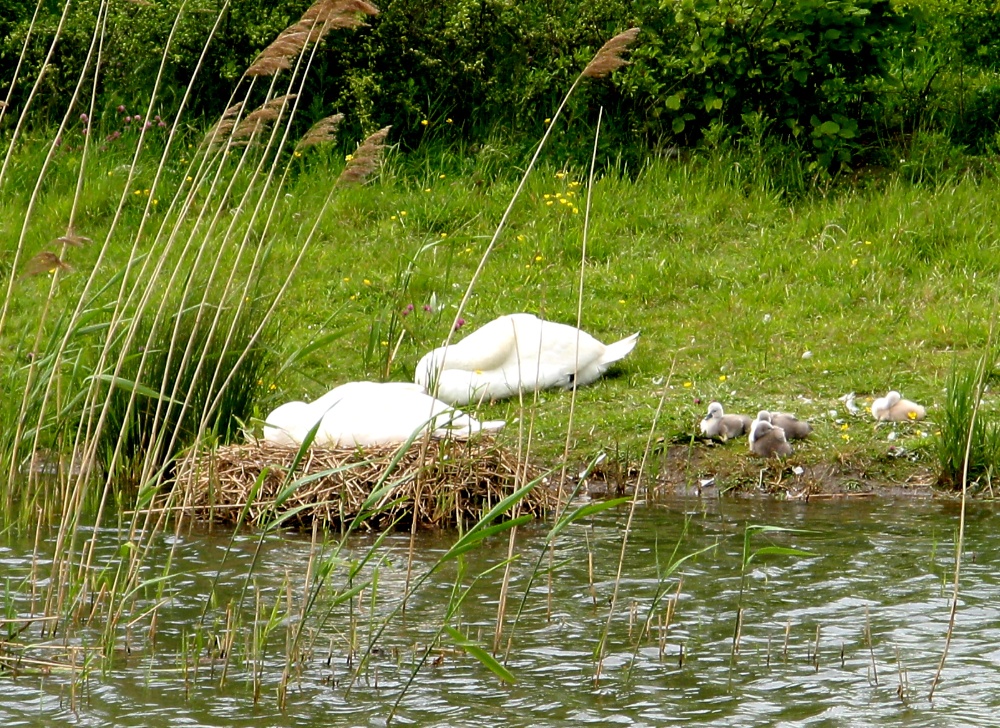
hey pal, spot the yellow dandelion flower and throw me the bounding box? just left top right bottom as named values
left=186, top=176, right=193, bottom=182
left=107, top=171, right=113, bottom=177
left=390, top=215, right=397, bottom=220
left=257, top=379, right=263, bottom=386
left=718, top=374, right=727, bottom=382
left=851, top=258, right=858, bottom=267
left=293, top=151, right=302, bottom=158
left=143, top=189, right=150, bottom=195
left=572, top=207, right=579, bottom=214
left=569, top=181, right=581, bottom=187
left=343, top=277, right=350, bottom=282
left=133, top=190, right=141, bottom=195
left=446, top=118, right=453, bottom=123
left=543, top=194, right=551, bottom=199
left=525, top=264, right=531, bottom=269
left=441, top=232, right=448, bottom=238
left=535, top=255, right=543, bottom=262
left=381, top=340, right=388, bottom=346
left=841, top=434, right=851, bottom=442
left=555, top=172, right=565, bottom=179
left=421, top=119, right=429, bottom=126
left=363, top=279, right=372, bottom=285
left=269, top=383, right=276, bottom=391
left=439, top=173, right=446, bottom=179
left=400, top=211, right=407, bottom=216
left=865, top=240, right=872, bottom=245
left=908, top=411, right=917, bottom=420
left=151, top=199, right=158, bottom=206
left=424, top=188, right=431, bottom=192
left=555, top=192, right=563, bottom=198
left=517, top=235, right=526, bottom=241
left=840, top=423, right=849, bottom=431
left=350, top=294, right=357, bottom=300
left=345, top=154, right=354, bottom=161
left=683, top=381, right=693, bottom=388
left=618, top=299, right=626, bottom=305
left=465, top=247, right=472, bottom=253
left=546, top=200, right=554, bottom=206
left=544, top=118, right=551, bottom=124
left=567, top=191, right=575, bottom=197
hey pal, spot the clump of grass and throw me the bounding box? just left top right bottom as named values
left=936, top=360, right=1000, bottom=490
left=98, top=296, right=273, bottom=483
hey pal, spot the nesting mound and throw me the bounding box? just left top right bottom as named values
left=173, top=438, right=554, bottom=530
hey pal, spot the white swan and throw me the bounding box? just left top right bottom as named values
left=871, top=390, right=926, bottom=422
left=415, top=313, right=639, bottom=406
left=700, top=402, right=752, bottom=439
left=262, top=382, right=505, bottom=448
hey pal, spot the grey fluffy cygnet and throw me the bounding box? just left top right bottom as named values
left=749, top=421, right=793, bottom=457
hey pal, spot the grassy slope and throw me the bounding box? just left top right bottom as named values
left=3, top=137, right=998, bottom=493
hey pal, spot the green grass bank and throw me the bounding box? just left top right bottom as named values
left=3, top=136, right=999, bottom=496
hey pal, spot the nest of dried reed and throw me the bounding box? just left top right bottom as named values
left=172, top=437, right=554, bottom=530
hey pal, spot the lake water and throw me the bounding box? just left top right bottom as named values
left=1, top=495, right=996, bottom=727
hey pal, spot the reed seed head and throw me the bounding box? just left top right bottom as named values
left=296, top=113, right=345, bottom=151
left=337, top=126, right=391, bottom=186
left=583, top=27, right=640, bottom=79
left=246, top=0, right=379, bottom=77
left=22, top=252, right=72, bottom=277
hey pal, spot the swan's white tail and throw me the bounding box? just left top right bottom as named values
left=601, top=332, right=639, bottom=366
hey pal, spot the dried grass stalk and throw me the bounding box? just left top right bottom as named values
left=22, top=252, right=71, bottom=277
left=337, top=126, right=390, bottom=185
left=296, top=113, right=345, bottom=151
left=583, top=27, right=640, bottom=79
left=246, top=0, right=379, bottom=77
left=172, top=438, right=555, bottom=530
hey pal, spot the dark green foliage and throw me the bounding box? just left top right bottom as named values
left=936, top=361, right=1000, bottom=490
left=2, top=0, right=1000, bottom=173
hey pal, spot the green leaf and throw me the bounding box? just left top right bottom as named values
left=672, top=117, right=686, bottom=134
left=444, top=627, right=516, bottom=684
left=665, top=93, right=682, bottom=111
left=818, top=120, right=840, bottom=136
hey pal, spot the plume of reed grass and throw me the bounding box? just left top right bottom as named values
left=296, top=113, right=345, bottom=151
left=246, top=0, right=379, bottom=77
left=338, top=126, right=391, bottom=185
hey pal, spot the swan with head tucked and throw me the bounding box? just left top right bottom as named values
left=749, top=421, right=793, bottom=458
left=700, top=401, right=752, bottom=440
left=262, top=382, right=505, bottom=448
left=415, top=313, right=639, bottom=406
left=871, top=390, right=926, bottom=422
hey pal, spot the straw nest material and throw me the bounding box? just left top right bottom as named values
left=172, top=437, right=555, bottom=530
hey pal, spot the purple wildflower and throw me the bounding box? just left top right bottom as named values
left=422, top=304, right=432, bottom=312
left=134, top=113, right=142, bottom=121
left=453, top=318, right=466, bottom=331
left=117, top=105, right=126, bottom=113
left=124, top=116, right=131, bottom=124
left=79, top=113, right=88, bottom=123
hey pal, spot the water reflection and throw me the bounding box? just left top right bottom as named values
left=2, top=496, right=1000, bottom=727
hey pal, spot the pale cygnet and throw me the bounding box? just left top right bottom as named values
left=871, top=390, right=926, bottom=422
left=753, top=409, right=812, bottom=440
